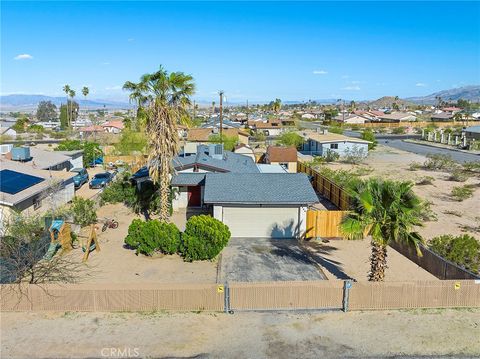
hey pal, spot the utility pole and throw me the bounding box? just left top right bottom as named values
left=193, top=100, right=196, bottom=121
left=219, top=90, right=224, bottom=139
left=246, top=99, right=249, bottom=123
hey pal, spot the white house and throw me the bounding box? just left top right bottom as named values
left=102, top=121, right=124, bottom=134
left=300, top=130, right=371, bottom=158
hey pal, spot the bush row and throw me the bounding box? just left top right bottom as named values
left=124, top=215, right=231, bottom=261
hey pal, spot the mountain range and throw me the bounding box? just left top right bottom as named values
left=405, top=85, right=480, bottom=104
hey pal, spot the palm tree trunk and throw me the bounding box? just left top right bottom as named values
left=368, top=241, right=388, bottom=281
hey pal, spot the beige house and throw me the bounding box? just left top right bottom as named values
left=264, top=145, right=298, bottom=173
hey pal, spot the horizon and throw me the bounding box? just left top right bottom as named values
left=1, top=1, right=479, bottom=103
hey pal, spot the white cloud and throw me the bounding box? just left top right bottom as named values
left=105, top=85, right=122, bottom=90
left=415, top=83, right=427, bottom=87
left=342, top=85, right=361, bottom=91
left=14, top=54, right=33, bottom=60
left=313, top=70, right=328, bottom=75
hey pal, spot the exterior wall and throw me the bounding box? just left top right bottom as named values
left=270, top=161, right=297, bottom=173
left=344, top=116, right=366, bottom=124
left=301, top=140, right=369, bottom=157
left=238, top=134, right=249, bottom=145
left=260, top=128, right=284, bottom=137
left=234, top=148, right=255, bottom=161
left=213, top=205, right=222, bottom=221
left=172, top=187, right=189, bottom=210
left=69, top=155, right=83, bottom=169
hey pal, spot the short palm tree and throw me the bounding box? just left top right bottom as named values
left=123, top=66, right=195, bottom=220
left=341, top=179, right=424, bottom=281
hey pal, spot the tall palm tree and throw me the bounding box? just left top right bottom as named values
left=211, top=101, right=215, bottom=115
left=82, top=86, right=89, bottom=117
left=123, top=65, right=195, bottom=220
left=271, top=98, right=282, bottom=113
left=62, top=84, right=71, bottom=128
left=69, top=89, right=76, bottom=127
left=341, top=179, right=424, bottom=281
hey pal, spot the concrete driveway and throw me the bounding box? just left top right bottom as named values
left=219, top=237, right=327, bottom=282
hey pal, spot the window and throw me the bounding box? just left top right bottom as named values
left=330, top=143, right=339, bottom=149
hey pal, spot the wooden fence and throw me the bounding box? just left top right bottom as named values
left=2, top=280, right=479, bottom=312
left=306, top=210, right=347, bottom=239
left=297, top=161, right=351, bottom=210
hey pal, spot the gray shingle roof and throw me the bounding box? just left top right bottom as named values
left=171, top=173, right=206, bottom=186
left=203, top=173, right=318, bottom=205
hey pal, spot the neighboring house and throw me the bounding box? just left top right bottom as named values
left=207, top=173, right=318, bottom=238
left=333, top=114, right=368, bottom=124
left=301, top=113, right=316, bottom=120
left=234, top=144, right=256, bottom=161
left=0, top=126, right=17, bottom=137
left=300, top=130, right=371, bottom=157
left=431, top=112, right=454, bottom=121
left=55, top=150, right=84, bottom=169
left=442, top=107, right=462, bottom=114
left=102, top=121, right=124, bottom=134
left=187, top=128, right=249, bottom=145
left=200, top=118, right=243, bottom=129
left=378, top=112, right=417, bottom=122
left=253, top=121, right=285, bottom=136
left=264, top=145, right=298, bottom=173
left=0, top=159, right=76, bottom=231
left=36, top=121, right=61, bottom=129
left=26, top=148, right=74, bottom=171
left=79, top=125, right=104, bottom=137
left=256, top=164, right=288, bottom=173
left=464, top=126, right=480, bottom=140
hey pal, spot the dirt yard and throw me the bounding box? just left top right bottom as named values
left=68, top=203, right=217, bottom=284
left=1, top=309, right=479, bottom=358
left=320, top=144, right=480, bottom=242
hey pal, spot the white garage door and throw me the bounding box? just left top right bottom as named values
left=222, top=206, right=300, bottom=238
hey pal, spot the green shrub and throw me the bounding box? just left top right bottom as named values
left=324, top=149, right=340, bottom=162
left=451, top=185, right=474, bottom=201
left=124, top=219, right=181, bottom=256
left=276, top=131, right=305, bottom=148
left=360, top=129, right=377, bottom=150
left=100, top=172, right=136, bottom=206
left=328, top=125, right=344, bottom=135
left=415, top=176, right=435, bottom=185
left=71, top=197, right=97, bottom=227
left=429, top=234, right=480, bottom=273
left=423, top=154, right=455, bottom=171
left=448, top=169, right=468, bottom=182
left=391, top=126, right=406, bottom=134
left=409, top=161, right=422, bottom=171
left=463, top=161, right=480, bottom=173
left=180, top=215, right=231, bottom=261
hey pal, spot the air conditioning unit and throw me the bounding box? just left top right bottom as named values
left=11, top=146, right=31, bottom=161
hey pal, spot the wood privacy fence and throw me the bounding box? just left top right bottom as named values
left=306, top=210, right=347, bottom=239
left=297, top=161, right=351, bottom=210
left=2, top=280, right=479, bottom=312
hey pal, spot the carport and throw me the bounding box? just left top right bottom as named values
left=204, top=173, right=319, bottom=239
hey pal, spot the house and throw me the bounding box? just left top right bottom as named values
left=78, top=125, right=104, bottom=137
left=252, top=121, right=285, bottom=136
left=442, top=107, right=462, bottom=114
left=333, top=114, right=368, bottom=124
left=464, top=126, right=480, bottom=140
left=0, top=159, right=76, bottom=231
left=234, top=144, right=256, bottom=161
left=206, top=173, right=318, bottom=238
left=5, top=147, right=74, bottom=171
left=54, top=150, right=84, bottom=169
left=378, top=112, right=416, bottom=122
left=264, top=146, right=298, bottom=173
left=102, top=120, right=124, bottom=134
left=186, top=128, right=249, bottom=145
left=431, top=112, right=454, bottom=121
left=301, top=113, right=316, bottom=120
left=300, top=130, right=371, bottom=157
left=0, top=125, right=16, bottom=137
left=200, top=118, right=243, bottom=129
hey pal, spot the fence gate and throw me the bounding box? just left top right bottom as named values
left=306, top=210, right=347, bottom=239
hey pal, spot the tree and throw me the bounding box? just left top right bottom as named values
left=82, top=86, right=89, bottom=115
left=12, top=116, right=29, bottom=133
left=62, top=85, right=71, bottom=127
left=123, top=65, right=195, bottom=221
left=361, top=129, right=377, bottom=150
left=208, top=134, right=238, bottom=151
left=36, top=101, right=57, bottom=122
left=69, top=89, right=76, bottom=126
left=341, top=179, right=423, bottom=281
left=115, top=129, right=147, bottom=154
left=430, top=234, right=479, bottom=274
left=270, top=98, right=282, bottom=113
left=277, top=131, right=305, bottom=148
left=59, top=101, right=79, bottom=129
left=55, top=139, right=101, bottom=167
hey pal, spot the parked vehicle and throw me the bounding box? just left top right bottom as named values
left=71, top=168, right=89, bottom=189
left=102, top=218, right=119, bottom=232
left=89, top=172, right=113, bottom=189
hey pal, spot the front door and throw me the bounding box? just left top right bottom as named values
left=187, top=186, right=201, bottom=207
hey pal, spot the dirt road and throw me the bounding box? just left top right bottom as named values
left=1, top=309, right=479, bottom=358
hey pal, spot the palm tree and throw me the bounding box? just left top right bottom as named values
left=123, top=65, right=195, bottom=220
left=211, top=101, right=216, bottom=115
left=340, top=179, right=424, bottom=281
left=62, top=84, right=71, bottom=128
left=69, top=89, right=76, bottom=127
left=271, top=98, right=282, bottom=113
left=82, top=86, right=89, bottom=117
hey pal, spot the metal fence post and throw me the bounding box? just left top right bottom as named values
left=343, top=280, right=353, bottom=312
left=224, top=282, right=231, bottom=314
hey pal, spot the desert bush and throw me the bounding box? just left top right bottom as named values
left=416, top=176, right=435, bottom=185
left=409, top=161, right=422, bottom=171
left=429, top=234, right=480, bottom=273
left=391, top=126, right=406, bottom=134
left=451, top=185, right=474, bottom=201
left=448, top=169, right=468, bottom=182
left=342, top=145, right=367, bottom=164
left=328, top=125, right=344, bottom=134
left=124, top=219, right=181, bottom=256
left=360, top=129, right=377, bottom=150
left=100, top=172, right=136, bottom=206
left=423, top=154, right=455, bottom=171
left=71, top=197, right=97, bottom=227
left=419, top=200, right=438, bottom=222
left=463, top=161, right=480, bottom=173
left=324, top=149, right=340, bottom=162
left=180, top=215, right=231, bottom=261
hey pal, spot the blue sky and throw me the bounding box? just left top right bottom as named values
left=1, top=1, right=479, bottom=103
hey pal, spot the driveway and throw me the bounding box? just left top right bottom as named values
left=219, top=237, right=327, bottom=282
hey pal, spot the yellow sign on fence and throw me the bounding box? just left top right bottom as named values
left=217, top=285, right=224, bottom=293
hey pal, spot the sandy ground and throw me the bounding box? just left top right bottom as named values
left=68, top=203, right=217, bottom=284
left=1, top=309, right=479, bottom=358
left=303, top=239, right=437, bottom=281
left=320, top=144, right=480, bottom=242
